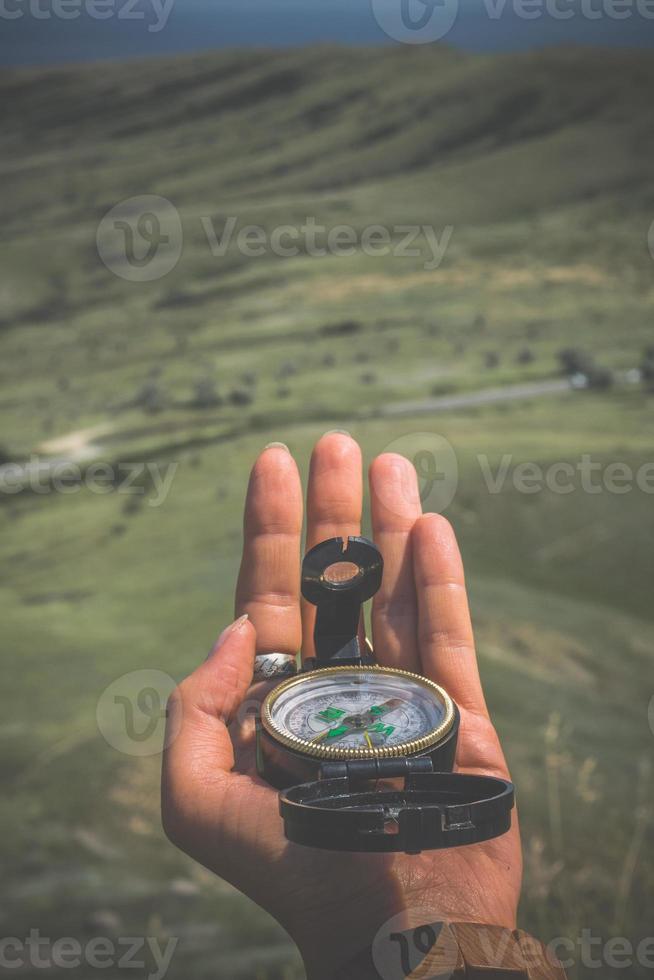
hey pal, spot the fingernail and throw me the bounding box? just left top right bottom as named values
left=324, top=428, right=351, bottom=437
left=233, top=613, right=250, bottom=631
left=264, top=441, right=290, bottom=452
left=208, top=614, right=249, bottom=658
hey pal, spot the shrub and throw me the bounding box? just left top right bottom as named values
left=229, top=388, right=253, bottom=406
left=321, top=320, right=362, bottom=337
left=586, top=366, right=614, bottom=390
left=133, top=382, right=167, bottom=414
left=516, top=348, right=535, bottom=365
left=640, top=349, right=654, bottom=390
left=557, top=348, right=594, bottom=376
left=191, top=379, right=223, bottom=409
left=558, top=348, right=613, bottom=390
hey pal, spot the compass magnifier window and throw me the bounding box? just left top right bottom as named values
left=322, top=561, right=363, bottom=587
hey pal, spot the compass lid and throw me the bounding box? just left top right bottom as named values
left=279, top=764, right=514, bottom=854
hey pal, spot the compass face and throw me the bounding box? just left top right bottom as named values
left=262, top=666, right=455, bottom=760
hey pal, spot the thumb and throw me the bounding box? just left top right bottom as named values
left=163, top=614, right=256, bottom=814
left=204, top=612, right=256, bottom=725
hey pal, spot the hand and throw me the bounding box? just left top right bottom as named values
left=161, top=433, right=522, bottom=979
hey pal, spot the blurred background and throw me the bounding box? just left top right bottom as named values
left=1, top=3, right=653, bottom=978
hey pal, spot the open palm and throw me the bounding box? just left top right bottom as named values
left=162, top=433, right=522, bottom=979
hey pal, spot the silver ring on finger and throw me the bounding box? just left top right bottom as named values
left=253, top=653, right=298, bottom=683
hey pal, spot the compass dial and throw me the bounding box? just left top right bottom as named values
left=261, top=666, right=455, bottom=760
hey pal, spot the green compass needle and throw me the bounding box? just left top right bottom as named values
left=324, top=725, right=350, bottom=740
left=316, top=706, right=347, bottom=722
left=309, top=697, right=404, bottom=746
left=369, top=698, right=403, bottom=717
left=309, top=723, right=350, bottom=744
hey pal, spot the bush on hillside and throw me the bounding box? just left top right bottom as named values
left=558, top=348, right=614, bottom=390
left=191, top=379, right=223, bottom=409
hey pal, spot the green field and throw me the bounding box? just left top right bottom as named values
left=1, top=44, right=653, bottom=979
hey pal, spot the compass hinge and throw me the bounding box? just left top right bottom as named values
left=320, top=757, right=434, bottom=781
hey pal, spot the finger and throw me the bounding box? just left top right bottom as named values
left=163, top=615, right=255, bottom=798
left=455, top=706, right=511, bottom=780
left=161, top=615, right=283, bottom=879
left=369, top=453, right=422, bottom=672
left=303, top=432, right=363, bottom=659
left=412, top=515, right=510, bottom=779
left=235, top=444, right=303, bottom=657
left=412, top=513, right=489, bottom=716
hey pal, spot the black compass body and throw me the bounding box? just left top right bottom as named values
left=256, top=536, right=514, bottom=854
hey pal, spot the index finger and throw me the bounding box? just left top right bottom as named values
left=412, top=513, right=488, bottom=716
left=412, top=514, right=511, bottom=780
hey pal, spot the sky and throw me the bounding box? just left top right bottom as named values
left=0, top=0, right=653, bottom=66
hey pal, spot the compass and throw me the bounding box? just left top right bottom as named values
left=261, top=666, right=456, bottom=761
left=256, top=536, right=514, bottom=854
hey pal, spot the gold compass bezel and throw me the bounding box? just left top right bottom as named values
left=260, top=664, right=455, bottom=761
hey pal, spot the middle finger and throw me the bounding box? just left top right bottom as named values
left=302, top=432, right=363, bottom=660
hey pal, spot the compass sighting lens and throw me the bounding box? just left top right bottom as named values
left=322, top=561, right=362, bottom=586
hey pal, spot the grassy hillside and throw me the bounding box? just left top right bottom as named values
left=1, top=45, right=653, bottom=979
